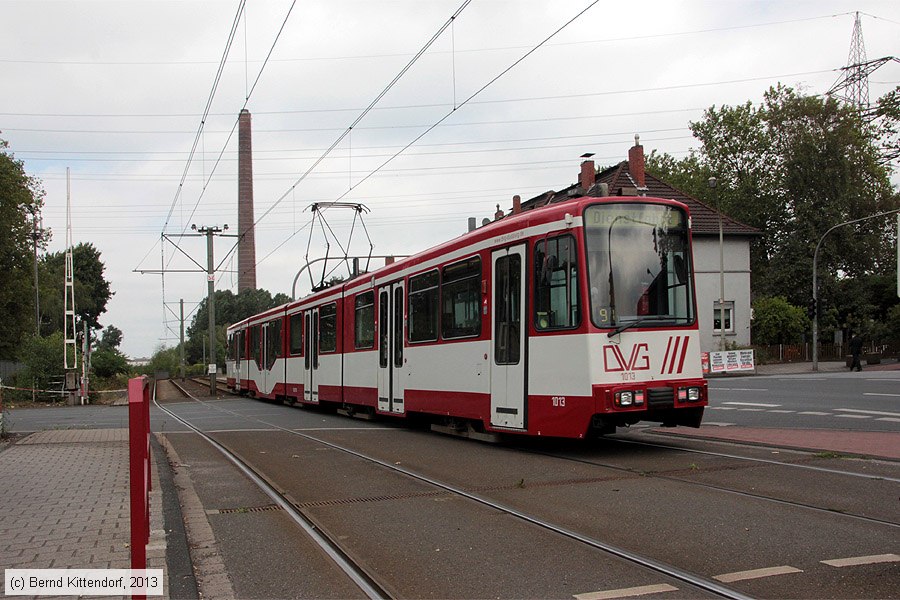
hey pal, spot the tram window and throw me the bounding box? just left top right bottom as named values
left=226, top=334, right=233, bottom=361
left=379, top=291, right=389, bottom=368
left=442, top=257, right=481, bottom=339
left=265, top=320, right=280, bottom=370
left=494, top=254, right=521, bottom=365
left=250, top=325, right=261, bottom=368
left=289, top=313, right=303, bottom=356
left=408, top=270, right=439, bottom=343
left=319, top=303, right=337, bottom=353
left=355, top=291, right=375, bottom=349
left=534, top=235, right=580, bottom=330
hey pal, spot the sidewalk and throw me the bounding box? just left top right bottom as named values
left=0, top=429, right=169, bottom=598
left=727, top=359, right=900, bottom=376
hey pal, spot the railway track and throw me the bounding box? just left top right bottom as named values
left=158, top=378, right=751, bottom=599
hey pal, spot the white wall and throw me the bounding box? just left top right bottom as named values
left=692, top=236, right=752, bottom=352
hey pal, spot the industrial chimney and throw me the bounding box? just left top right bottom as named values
left=237, top=109, right=257, bottom=291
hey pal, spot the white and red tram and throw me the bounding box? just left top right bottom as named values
left=226, top=196, right=707, bottom=439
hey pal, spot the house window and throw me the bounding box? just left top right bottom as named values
left=713, top=301, right=734, bottom=333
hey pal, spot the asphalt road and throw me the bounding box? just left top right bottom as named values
left=706, top=371, right=900, bottom=431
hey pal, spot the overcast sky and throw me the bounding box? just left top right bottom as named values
left=3, top=0, right=899, bottom=359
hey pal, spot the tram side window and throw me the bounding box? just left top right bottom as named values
left=319, top=303, right=337, bottom=353
left=408, top=270, right=439, bottom=343
left=289, top=313, right=303, bottom=356
left=265, top=320, right=281, bottom=370
left=226, top=334, right=233, bottom=361
left=250, top=325, right=261, bottom=368
left=355, top=291, right=375, bottom=349
left=535, top=235, right=580, bottom=330
left=441, top=257, right=481, bottom=338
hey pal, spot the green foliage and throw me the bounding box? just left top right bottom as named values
left=38, top=242, right=113, bottom=336
left=91, top=348, right=130, bottom=378
left=751, top=296, right=809, bottom=345
left=0, top=138, right=48, bottom=359
left=185, top=288, right=290, bottom=365
left=14, top=332, right=66, bottom=401
left=97, top=325, right=123, bottom=350
left=885, top=304, right=900, bottom=347
left=648, top=85, right=898, bottom=308
left=146, top=345, right=181, bottom=376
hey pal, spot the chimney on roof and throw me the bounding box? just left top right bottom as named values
left=628, top=133, right=645, bottom=189
left=385, top=256, right=395, bottom=266
left=237, top=109, right=257, bottom=292
left=512, top=195, right=522, bottom=214
left=494, top=203, right=504, bottom=220
left=579, top=159, right=596, bottom=191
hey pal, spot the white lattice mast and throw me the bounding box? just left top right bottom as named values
left=64, top=168, right=78, bottom=370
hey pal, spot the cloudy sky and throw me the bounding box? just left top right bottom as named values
left=3, top=0, right=899, bottom=359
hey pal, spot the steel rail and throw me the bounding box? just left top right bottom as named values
left=611, top=435, right=900, bottom=484
left=155, top=385, right=751, bottom=600
left=520, top=445, right=900, bottom=530
left=155, top=380, right=392, bottom=600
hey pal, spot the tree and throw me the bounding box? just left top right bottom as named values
left=91, top=348, right=130, bottom=378
left=185, top=288, right=290, bottom=365
left=14, top=332, right=66, bottom=400
left=97, top=325, right=123, bottom=350
left=751, top=296, right=809, bottom=345
left=648, top=85, right=899, bottom=307
left=38, top=242, right=113, bottom=336
left=0, top=138, right=48, bottom=359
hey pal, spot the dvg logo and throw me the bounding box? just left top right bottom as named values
left=603, top=343, right=650, bottom=372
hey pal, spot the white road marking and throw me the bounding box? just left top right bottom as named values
left=863, top=392, right=900, bottom=398
left=701, top=422, right=735, bottom=427
left=768, top=409, right=796, bottom=413
left=714, top=566, right=803, bottom=583
left=836, top=408, right=900, bottom=418
left=722, top=401, right=780, bottom=407
left=821, top=554, right=900, bottom=568
left=834, top=414, right=871, bottom=419
left=866, top=378, right=900, bottom=382
left=573, top=584, right=679, bottom=600
left=877, top=417, right=900, bottom=423
left=737, top=408, right=765, bottom=412
left=798, top=411, right=831, bottom=416
left=709, top=406, right=737, bottom=410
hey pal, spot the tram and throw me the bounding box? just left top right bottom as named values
left=226, top=195, right=706, bottom=439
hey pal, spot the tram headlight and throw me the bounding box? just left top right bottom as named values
left=615, top=391, right=633, bottom=407
left=678, top=387, right=702, bottom=402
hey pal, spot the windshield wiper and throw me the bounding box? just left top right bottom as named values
left=607, top=316, right=691, bottom=338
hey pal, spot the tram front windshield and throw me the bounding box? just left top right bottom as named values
left=584, top=203, right=694, bottom=329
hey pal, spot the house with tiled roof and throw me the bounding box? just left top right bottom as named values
left=517, top=136, right=760, bottom=352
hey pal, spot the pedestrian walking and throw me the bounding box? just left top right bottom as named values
left=850, top=334, right=863, bottom=372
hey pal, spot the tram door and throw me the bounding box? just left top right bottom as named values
left=303, top=310, right=319, bottom=403
left=491, top=244, right=526, bottom=429
left=377, top=282, right=405, bottom=414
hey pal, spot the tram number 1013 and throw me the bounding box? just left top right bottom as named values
left=552, top=396, right=566, bottom=408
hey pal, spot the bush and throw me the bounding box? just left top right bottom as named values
left=91, top=348, right=130, bottom=378
left=751, top=296, right=809, bottom=345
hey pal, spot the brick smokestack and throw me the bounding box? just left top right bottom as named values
left=238, top=109, right=257, bottom=292
left=512, top=195, right=522, bottom=214
left=628, top=134, right=645, bottom=188
left=579, top=160, right=595, bottom=191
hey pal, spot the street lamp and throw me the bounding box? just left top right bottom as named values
left=709, top=177, right=725, bottom=351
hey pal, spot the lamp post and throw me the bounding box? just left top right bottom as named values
left=709, top=177, right=725, bottom=351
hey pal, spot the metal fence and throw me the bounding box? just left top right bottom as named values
left=0, top=361, right=24, bottom=381
left=753, top=343, right=897, bottom=364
